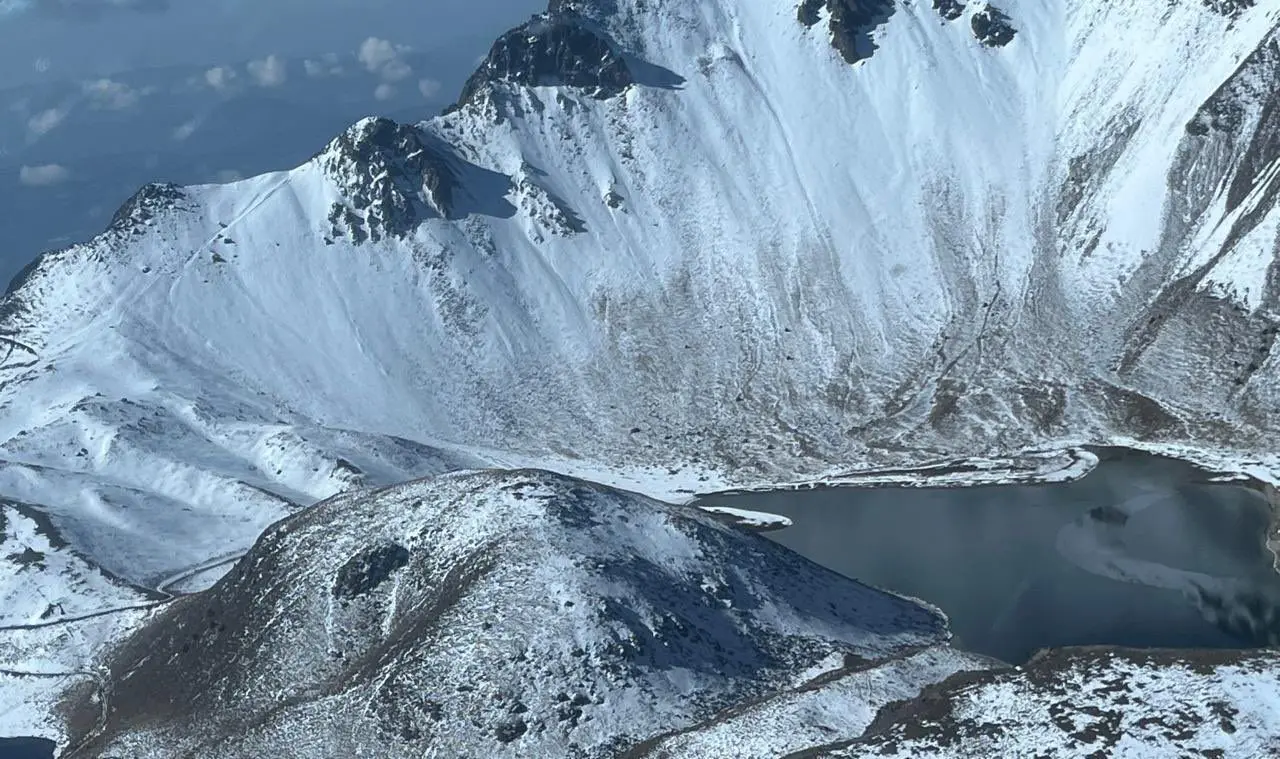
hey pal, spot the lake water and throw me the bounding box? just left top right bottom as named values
left=698, top=451, right=1280, bottom=663
left=0, top=737, right=55, bottom=759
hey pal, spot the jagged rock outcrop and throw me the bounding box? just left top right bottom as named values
left=933, top=0, right=966, bottom=21
left=1204, top=0, right=1257, bottom=17
left=797, top=0, right=898, bottom=64
left=453, top=11, right=634, bottom=111
left=318, top=117, right=457, bottom=238
left=970, top=4, right=1016, bottom=47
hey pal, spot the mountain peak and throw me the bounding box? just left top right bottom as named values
left=318, top=117, right=457, bottom=239
left=451, top=10, right=635, bottom=114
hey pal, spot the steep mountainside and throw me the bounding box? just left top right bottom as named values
left=1, top=0, right=1278, bottom=601
left=1, top=0, right=1280, bottom=753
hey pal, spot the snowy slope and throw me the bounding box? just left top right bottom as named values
left=0, top=0, right=1277, bottom=597
left=628, top=645, right=999, bottom=759
left=0, top=0, right=1279, bottom=749
left=0, top=500, right=156, bottom=627
left=825, top=647, right=1280, bottom=758
left=64, top=470, right=953, bottom=758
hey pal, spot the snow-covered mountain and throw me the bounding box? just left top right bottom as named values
left=2, top=0, right=1280, bottom=753
left=3, top=0, right=1279, bottom=595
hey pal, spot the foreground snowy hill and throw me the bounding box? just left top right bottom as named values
left=62, top=470, right=963, bottom=758
left=57, top=473, right=1280, bottom=758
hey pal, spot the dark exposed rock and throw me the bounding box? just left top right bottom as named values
left=6, top=546, right=46, bottom=569
left=1203, top=0, right=1255, bottom=17
left=1096, top=383, right=1187, bottom=439
left=797, top=0, right=897, bottom=65
left=933, top=0, right=965, bottom=21
left=797, top=0, right=823, bottom=26
left=493, top=718, right=528, bottom=743
left=332, top=542, right=411, bottom=600
left=1119, top=35, right=1280, bottom=399
left=971, top=4, right=1017, bottom=47
left=108, top=183, right=187, bottom=234
left=318, top=118, right=457, bottom=240
left=1014, top=381, right=1068, bottom=432
left=453, top=12, right=633, bottom=111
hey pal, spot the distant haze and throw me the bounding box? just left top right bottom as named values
left=0, top=0, right=543, bottom=87
left=0, top=0, right=545, bottom=286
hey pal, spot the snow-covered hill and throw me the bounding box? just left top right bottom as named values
left=825, top=647, right=1280, bottom=758
left=2, top=0, right=1280, bottom=752
left=62, top=470, right=966, bottom=758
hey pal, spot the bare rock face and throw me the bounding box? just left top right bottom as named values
left=318, top=117, right=457, bottom=238
left=797, top=0, right=898, bottom=64
left=66, top=471, right=949, bottom=758
left=932, top=0, right=966, bottom=21
left=1203, top=0, right=1256, bottom=17
left=331, top=541, right=410, bottom=600
left=970, top=4, right=1016, bottom=47
left=454, top=11, right=634, bottom=110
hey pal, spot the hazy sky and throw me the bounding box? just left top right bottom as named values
left=0, top=0, right=545, bottom=285
left=0, top=0, right=543, bottom=87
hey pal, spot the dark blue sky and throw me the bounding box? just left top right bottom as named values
left=0, top=0, right=545, bottom=285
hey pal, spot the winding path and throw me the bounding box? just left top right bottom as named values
left=0, top=550, right=246, bottom=755
left=0, top=665, right=110, bottom=757
left=0, top=550, right=247, bottom=634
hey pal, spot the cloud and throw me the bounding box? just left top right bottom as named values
left=418, top=78, right=441, bottom=100
left=212, top=169, right=243, bottom=183
left=9, top=0, right=168, bottom=20
left=82, top=78, right=140, bottom=109
left=380, top=58, right=412, bottom=82
left=358, top=38, right=398, bottom=71
left=19, top=163, right=70, bottom=186
left=303, top=52, right=344, bottom=77
left=27, top=106, right=67, bottom=136
left=374, top=83, right=396, bottom=101
left=358, top=37, right=413, bottom=81
left=247, top=54, right=286, bottom=87
left=172, top=118, right=199, bottom=141
left=303, top=59, right=335, bottom=77
left=204, top=66, right=236, bottom=91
